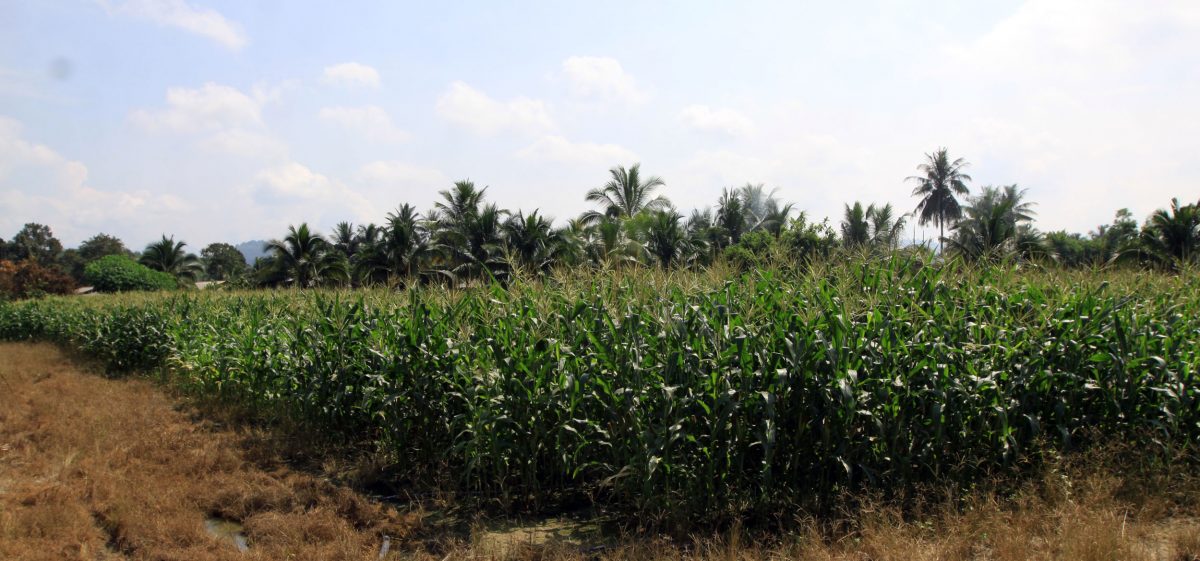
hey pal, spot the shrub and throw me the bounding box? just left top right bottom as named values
left=0, top=259, right=76, bottom=300
left=84, top=255, right=177, bottom=293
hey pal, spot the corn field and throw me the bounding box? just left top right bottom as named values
left=2, top=258, right=1198, bottom=521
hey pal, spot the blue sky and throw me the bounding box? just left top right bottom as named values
left=2, top=0, right=1198, bottom=248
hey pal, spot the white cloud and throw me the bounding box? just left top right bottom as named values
left=250, top=162, right=375, bottom=225
left=679, top=105, right=754, bottom=137
left=131, top=82, right=262, bottom=133
left=436, top=81, right=555, bottom=135
left=357, top=161, right=448, bottom=187
left=322, top=62, right=382, bottom=88
left=131, top=83, right=287, bottom=159
left=96, top=0, right=246, bottom=50
left=200, top=129, right=288, bottom=160
left=517, top=135, right=636, bottom=166
left=0, top=115, right=190, bottom=245
left=561, top=56, right=647, bottom=104
left=318, top=105, right=409, bottom=143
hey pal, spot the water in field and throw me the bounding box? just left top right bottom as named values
left=204, top=517, right=249, bottom=552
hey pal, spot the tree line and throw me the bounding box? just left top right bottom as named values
left=2, top=149, right=1197, bottom=296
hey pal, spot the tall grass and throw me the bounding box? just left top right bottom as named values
left=1, top=257, right=1197, bottom=522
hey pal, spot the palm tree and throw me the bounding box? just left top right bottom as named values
left=584, top=163, right=669, bottom=222
left=330, top=221, right=359, bottom=260
left=502, top=210, right=561, bottom=273
left=1139, top=198, right=1200, bottom=269
left=908, top=148, right=972, bottom=251
left=840, top=202, right=872, bottom=248
left=868, top=203, right=908, bottom=249
left=140, top=235, right=202, bottom=281
left=434, top=180, right=486, bottom=230
left=737, top=183, right=794, bottom=236
left=716, top=187, right=747, bottom=247
left=383, top=204, right=432, bottom=279
left=645, top=209, right=688, bottom=269
left=947, top=185, right=1038, bottom=261
left=264, top=223, right=347, bottom=288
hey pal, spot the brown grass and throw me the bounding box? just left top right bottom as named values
left=0, top=342, right=418, bottom=560
left=1, top=341, right=1198, bottom=561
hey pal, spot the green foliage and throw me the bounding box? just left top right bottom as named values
left=3, top=261, right=1196, bottom=525
left=84, top=255, right=177, bottom=292
left=779, top=214, right=838, bottom=263
left=141, top=235, right=203, bottom=280
left=5, top=223, right=64, bottom=265
left=200, top=242, right=248, bottom=280
left=1139, top=198, right=1200, bottom=270
left=723, top=230, right=776, bottom=270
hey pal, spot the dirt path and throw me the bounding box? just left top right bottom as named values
left=0, top=343, right=418, bottom=561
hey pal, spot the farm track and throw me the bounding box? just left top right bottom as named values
left=3, top=341, right=1200, bottom=561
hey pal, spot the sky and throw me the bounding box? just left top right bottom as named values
left=1, top=0, right=1198, bottom=249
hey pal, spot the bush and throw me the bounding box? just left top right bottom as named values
left=0, top=259, right=76, bottom=300
left=84, top=255, right=177, bottom=293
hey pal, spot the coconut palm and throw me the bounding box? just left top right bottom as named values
left=584, top=163, right=669, bottom=222
left=1139, top=198, right=1200, bottom=269
left=908, top=148, right=972, bottom=251
left=140, top=235, right=202, bottom=281
left=868, top=203, right=908, bottom=249
left=716, top=187, right=747, bottom=247
left=434, top=180, right=486, bottom=231
left=841, top=202, right=911, bottom=251
left=264, top=223, right=347, bottom=288
left=330, top=221, right=360, bottom=260
left=737, top=183, right=794, bottom=236
left=437, top=202, right=508, bottom=281
left=840, top=202, right=872, bottom=248
left=947, top=185, right=1038, bottom=261
left=645, top=209, right=689, bottom=269
left=383, top=204, right=432, bottom=279
left=502, top=210, right=562, bottom=273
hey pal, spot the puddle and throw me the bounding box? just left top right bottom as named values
left=205, top=517, right=249, bottom=552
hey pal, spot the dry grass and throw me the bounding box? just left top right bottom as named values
left=0, top=342, right=419, bottom=560
left=1, top=341, right=1198, bottom=561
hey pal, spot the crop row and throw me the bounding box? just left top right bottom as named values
left=1, top=260, right=1197, bottom=520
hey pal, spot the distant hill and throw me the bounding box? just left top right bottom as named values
left=235, top=240, right=270, bottom=264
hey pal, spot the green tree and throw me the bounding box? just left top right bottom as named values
left=330, top=221, right=361, bottom=260
left=1139, top=198, right=1200, bottom=269
left=79, top=233, right=129, bottom=261
left=7, top=223, right=63, bottom=265
left=503, top=210, right=562, bottom=273
left=947, top=185, right=1039, bottom=261
left=716, top=188, right=747, bottom=247
left=840, top=202, right=872, bottom=248
left=584, top=163, right=669, bottom=222
left=908, top=148, right=972, bottom=251
left=737, top=183, right=794, bottom=237
left=645, top=209, right=689, bottom=269
left=264, top=223, right=347, bottom=288
left=838, top=202, right=907, bottom=250
left=140, top=235, right=202, bottom=281
left=201, top=242, right=249, bottom=280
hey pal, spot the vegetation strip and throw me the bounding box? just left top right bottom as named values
left=2, top=260, right=1197, bottom=524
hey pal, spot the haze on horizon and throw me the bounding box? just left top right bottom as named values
left=2, top=0, right=1198, bottom=249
